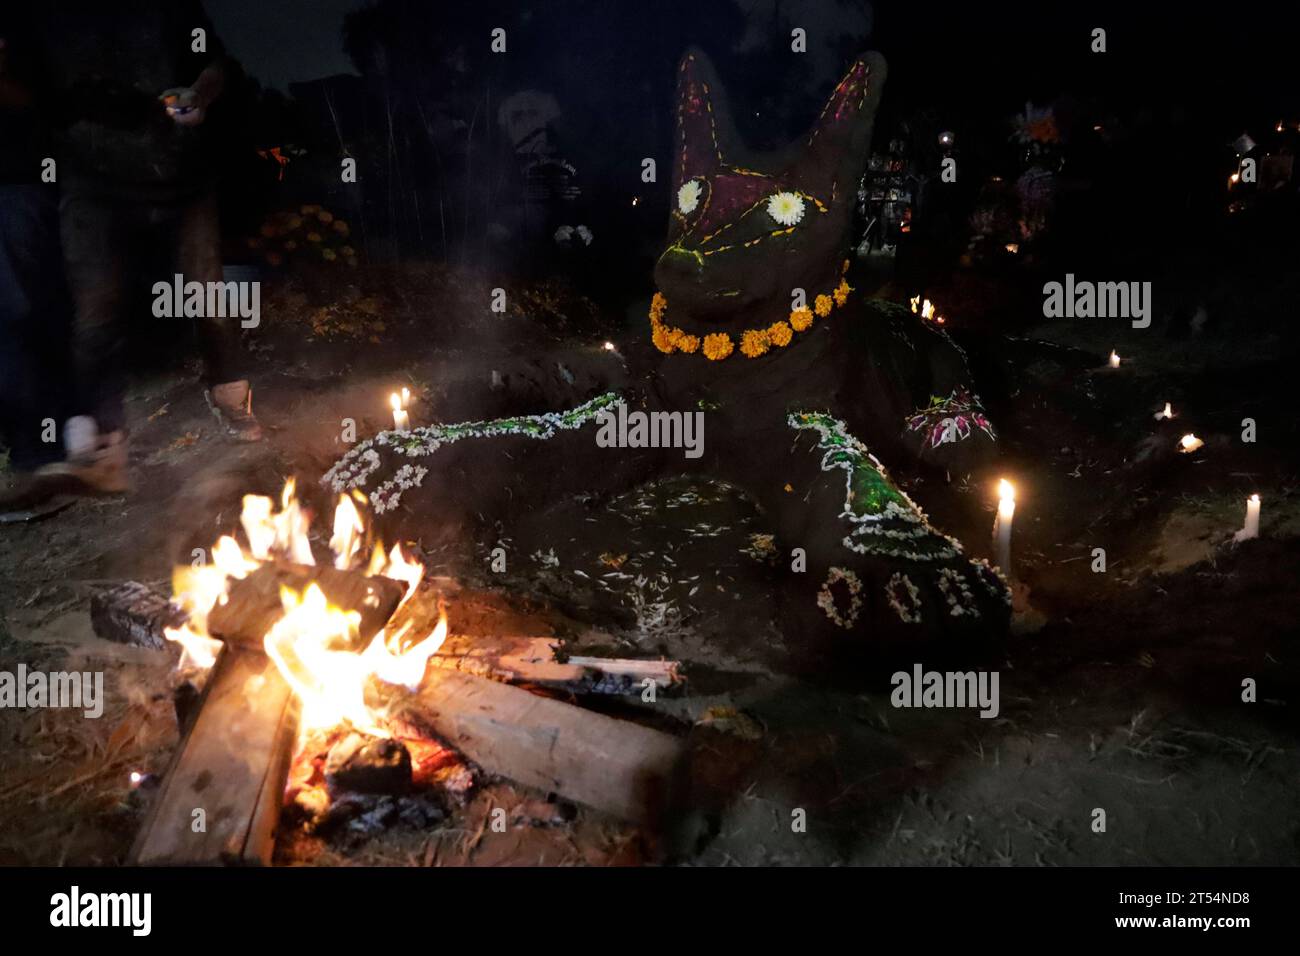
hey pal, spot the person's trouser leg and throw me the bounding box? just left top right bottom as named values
left=169, top=192, right=244, bottom=386
left=60, top=193, right=129, bottom=435
left=0, top=185, right=69, bottom=469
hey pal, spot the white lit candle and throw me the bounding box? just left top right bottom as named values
left=603, top=341, right=617, bottom=352
left=1178, top=433, right=1204, bottom=454
left=1109, top=350, right=1121, bottom=369
left=390, top=392, right=409, bottom=432
left=993, top=479, right=1015, bottom=574
left=400, top=386, right=411, bottom=407
left=1234, top=494, right=1261, bottom=542
left=1154, top=401, right=1173, bottom=421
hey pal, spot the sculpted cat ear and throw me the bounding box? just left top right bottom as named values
left=672, top=48, right=736, bottom=191
left=801, top=52, right=888, bottom=198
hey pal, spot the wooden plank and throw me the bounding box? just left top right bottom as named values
left=129, top=647, right=298, bottom=865
left=428, top=636, right=682, bottom=695
left=566, top=656, right=683, bottom=694
left=395, top=669, right=685, bottom=825
left=391, top=583, right=684, bottom=696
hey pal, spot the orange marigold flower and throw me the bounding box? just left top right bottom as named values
left=790, top=307, right=814, bottom=331
left=649, top=292, right=668, bottom=320
left=652, top=325, right=675, bottom=353
left=833, top=280, right=851, bottom=307
left=677, top=333, right=700, bottom=353
left=702, top=332, right=734, bottom=361
left=842, top=258, right=851, bottom=274
left=740, top=329, right=771, bottom=358
left=768, top=321, right=794, bottom=347
left=814, top=294, right=833, bottom=317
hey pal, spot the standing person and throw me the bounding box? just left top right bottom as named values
left=0, top=18, right=70, bottom=482
left=31, top=1, right=261, bottom=495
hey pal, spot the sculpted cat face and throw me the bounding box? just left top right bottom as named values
left=654, top=49, right=886, bottom=325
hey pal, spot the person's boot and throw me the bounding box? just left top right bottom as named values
left=205, top=379, right=264, bottom=442
left=32, top=416, right=131, bottom=495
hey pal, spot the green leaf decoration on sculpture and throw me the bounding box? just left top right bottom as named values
left=788, top=410, right=963, bottom=562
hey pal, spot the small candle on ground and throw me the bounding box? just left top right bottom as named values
left=1234, top=494, right=1261, bottom=542
left=1109, top=350, right=1121, bottom=369
left=993, top=479, right=1015, bottom=575
left=390, top=392, right=410, bottom=432
left=1178, top=433, right=1204, bottom=454
left=1154, top=401, right=1173, bottom=420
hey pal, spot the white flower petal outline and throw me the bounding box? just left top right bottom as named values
left=767, top=191, right=806, bottom=227
left=677, top=180, right=702, bottom=215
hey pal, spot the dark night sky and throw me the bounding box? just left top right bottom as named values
left=207, top=0, right=363, bottom=91
left=207, top=0, right=875, bottom=94
left=203, top=0, right=1298, bottom=131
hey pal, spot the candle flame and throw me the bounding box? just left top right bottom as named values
left=390, top=392, right=402, bottom=411
left=401, top=387, right=411, bottom=406
left=1178, top=433, right=1204, bottom=453
left=1249, top=493, right=1260, bottom=504
left=998, top=479, right=1015, bottom=503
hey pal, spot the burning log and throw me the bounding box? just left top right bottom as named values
left=89, top=581, right=188, bottom=650
left=130, top=647, right=299, bottom=866
left=394, top=669, right=686, bottom=826
left=428, top=635, right=683, bottom=696
left=207, top=562, right=406, bottom=650
left=396, top=584, right=685, bottom=695
left=324, top=733, right=413, bottom=795
left=88, top=576, right=682, bottom=697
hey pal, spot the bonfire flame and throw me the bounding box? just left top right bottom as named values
left=164, top=480, right=448, bottom=738
left=329, top=493, right=365, bottom=570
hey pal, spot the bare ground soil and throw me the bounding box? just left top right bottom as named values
left=2, top=259, right=1297, bottom=866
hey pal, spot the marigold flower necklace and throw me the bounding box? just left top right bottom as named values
left=649, top=260, right=853, bottom=361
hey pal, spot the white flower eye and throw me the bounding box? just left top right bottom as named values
left=677, top=180, right=702, bottom=215
left=767, top=191, right=806, bottom=226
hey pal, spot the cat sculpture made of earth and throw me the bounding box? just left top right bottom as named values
left=324, top=50, right=1009, bottom=664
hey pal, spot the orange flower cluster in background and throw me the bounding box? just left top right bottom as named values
left=649, top=263, right=853, bottom=361
left=247, top=204, right=357, bottom=268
